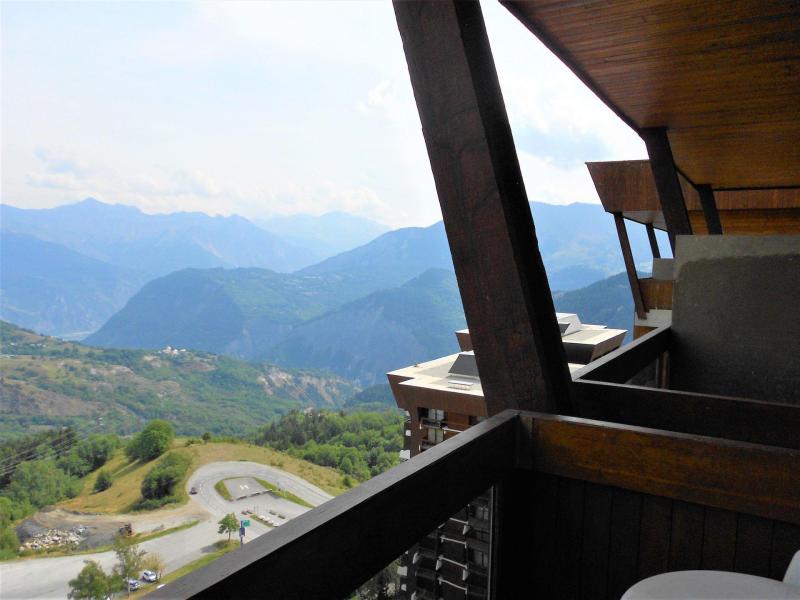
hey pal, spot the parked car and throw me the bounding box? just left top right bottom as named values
left=127, top=579, right=141, bottom=591
left=190, top=486, right=198, bottom=495
left=142, top=570, right=157, bottom=583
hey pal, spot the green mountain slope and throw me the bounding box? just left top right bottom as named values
left=85, top=267, right=391, bottom=355
left=265, top=269, right=467, bottom=384
left=0, top=232, right=143, bottom=338
left=299, top=221, right=454, bottom=289
left=0, top=321, right=358, bottom=441
left=553, top=272, right=634, bottom=335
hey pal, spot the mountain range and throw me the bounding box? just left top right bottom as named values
left=87, top=264, right=634, bottom=384
left=0, top=198, right=318, bottom=278
left=2, top=199, right=646, bottom=380
left=0, top=200, right=391, bottom=337
left=0, top=232, right=143, bottom=338
left=257, top=211, right=390, bottom=262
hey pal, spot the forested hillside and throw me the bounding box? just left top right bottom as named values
left=266, top=269, right=466, bottom=384
left=0, top=321, right=358, bottom=440
left=253, top=410, right=403, bottom=483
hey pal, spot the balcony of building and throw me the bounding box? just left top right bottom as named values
left=148, top=409, right=800, bottom=599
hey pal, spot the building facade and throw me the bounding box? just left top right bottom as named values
left=388, top=314, right=626, bottom=599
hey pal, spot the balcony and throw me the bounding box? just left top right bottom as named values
left=151, top=408, right=800, bottom=599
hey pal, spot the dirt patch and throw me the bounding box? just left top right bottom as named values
left=22, top=504, right=209, bottom=550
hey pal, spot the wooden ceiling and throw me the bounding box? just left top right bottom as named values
left=502, top=1, right=800, bottom=190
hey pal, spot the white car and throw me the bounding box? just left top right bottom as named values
left=127, top=579, right=141, bottom=591
left=142, top=570, right=158, bottom=583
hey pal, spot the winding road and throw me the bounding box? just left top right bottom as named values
left=0, top=462, right=332, bottom=599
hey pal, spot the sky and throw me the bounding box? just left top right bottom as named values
left=1, top=1, right=646, bottom=228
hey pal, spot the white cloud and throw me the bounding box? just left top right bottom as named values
left=4, top=1, right=646, bottom=227
left=517, top=151, right=601, bottom=205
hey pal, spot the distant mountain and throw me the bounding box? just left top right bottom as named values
left=84, top=257, right=637, bottom=388
left=300, top=221, right=454, bottom=289
left=299, top=202, right=661, bottom=293
left=0, top=199, right=317, bottom=278
left=265, top=269, right=467, bottom=384
left=0, top=321, right=359, bottom=440
left=530, top=202, right=651, bottom=285
left=85, top=267, right=467, bottom=385
left=0, top=232, right=143, bottom=338
left=85, top=267, right=393, bottom=355
left=257, top=211, right=390, bottom=262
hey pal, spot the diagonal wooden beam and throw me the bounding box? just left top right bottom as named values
left=697, top=184, right=724, bottom=234
left=641, top=128, right=693, bottom=251
left=645, top=223, right=661, bottom=259
left=614, top=214, right=647, bottom=320
left=393, top=0, right=572, bottom=414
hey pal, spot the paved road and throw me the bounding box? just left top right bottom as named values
left=0, top=462, right=332, bottom=599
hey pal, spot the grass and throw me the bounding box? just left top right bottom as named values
left=253, top=477, right=313, bottom=508
left=58, top=441, right=346, bottom=515
left=135, top=541, right=239, bottom=598
left=214, top=480, right=232, bottom=501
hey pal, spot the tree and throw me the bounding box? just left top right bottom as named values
left=94, top=470, right=113, bottom=493
left=218, top=513, right=239, bottom=542
left=77, top=434, right=120, bottom=470
left=143, top=552, right=166, bottom=581
left=0, top=526, right=20, bottom=560
left=68, top=561, right=112, bottom=600
left=112, top=535, right=146, bottom=596
left=201, top=432, right=212, bottom=443
left=5, top=459, right=81, bottom=509
left=140, top=452, right=191, bottom=500
left=126, top=420, right=174, bottom=462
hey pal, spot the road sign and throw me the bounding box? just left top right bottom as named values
left=241, top=519, right=250, bottom=527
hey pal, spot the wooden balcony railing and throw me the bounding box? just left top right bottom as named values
left=151, top=408, right=800, bottom=599
left=571, top=325, right=800, bottom=450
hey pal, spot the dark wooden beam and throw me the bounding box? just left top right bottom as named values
left=645, top=223, right=661, bottom=258
left=697, top=184, right=724, bottom=234
left=393, top=1, right=572, bottom=414
left=149, top=411, right=519, bottom=600
left=614, top=213, right=647, bottom=319
left=641, top=128, right=693, bottom=251
left=572, top=379, right=800, bottom=450
left=523, top=412, right=800, bottom=525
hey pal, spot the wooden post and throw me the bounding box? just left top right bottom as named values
left=641, top=128, right=692, bottom=251
left=697, top=184, right=723, bottom=234
left=645, top=223, right=661, bottom=259
left=614, top=214, right=647, bottom=320
left=393, top=1, right=572, bottom=414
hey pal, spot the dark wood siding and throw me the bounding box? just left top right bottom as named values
left=528, top=474, right=800, bottom=599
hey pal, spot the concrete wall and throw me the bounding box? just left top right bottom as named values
left=670, top=235, right=800, bottom=404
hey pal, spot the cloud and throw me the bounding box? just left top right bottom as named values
left=518, top=151, right=601, bottom=205
left=32, top=147, right=96, bottom=178
left=5, top=1, right=646, bottom=227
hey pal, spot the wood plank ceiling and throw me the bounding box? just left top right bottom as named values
left=502, top=0, right=800, bottom=190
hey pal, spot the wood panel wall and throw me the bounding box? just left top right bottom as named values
left=524, top=473, right=800, bottom=599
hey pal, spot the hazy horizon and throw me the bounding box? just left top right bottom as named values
left=2, top=1, right=646, bottom=229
